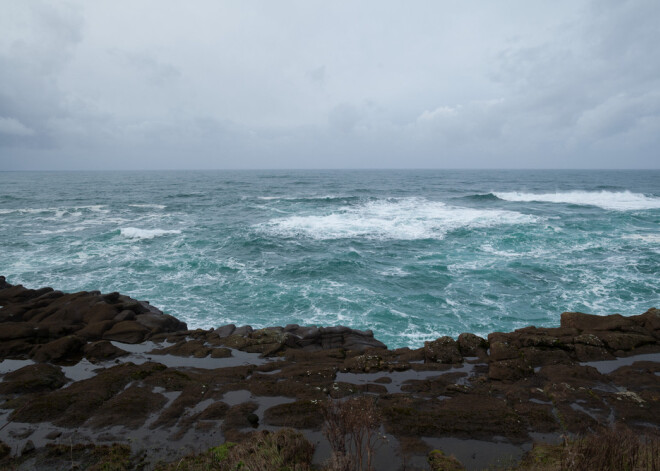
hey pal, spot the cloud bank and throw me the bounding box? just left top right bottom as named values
left=1, top=0, right=658, bottom=170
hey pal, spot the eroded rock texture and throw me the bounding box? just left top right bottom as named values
left=0, top=277, right=658, bottom=470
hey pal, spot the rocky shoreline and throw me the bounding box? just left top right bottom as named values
left=0, top=276, right=658, bottom=470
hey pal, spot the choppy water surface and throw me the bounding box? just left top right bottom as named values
left=1, top=170, right=658, bottom=348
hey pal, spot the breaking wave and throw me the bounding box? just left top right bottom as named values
left=119, top=227, right=182, bottom=240
left=259, top=197, right=539, bottom=240
left=494, top=191, right=660, bottom=211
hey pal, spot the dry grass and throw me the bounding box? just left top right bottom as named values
left=517, top=426, right=660, bottom=471
left=321, top=396, right=383, bottom=471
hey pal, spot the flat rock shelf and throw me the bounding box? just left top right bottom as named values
left=0, top=276, right=658, bottom=470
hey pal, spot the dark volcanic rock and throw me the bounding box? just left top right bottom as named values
left=1, top=278, right=659, bottom=471
left=0, top=275, right=10, bottom=291
left=149, top=339, right=211, bottom=358
left=0, top=278, right=187, bottom=362
left=214, top=323, right=236, bottom=338
left=457, top=332, right=488, bottom=358
left=0, top=363, right=66, bottom=394
left=31, top=335, right=85, bottom=363
left=102, top=320, right=151, bottom=344
left=87, top=384, right=168, bottom=429
left=216, top=323, right=386, bottom=356
left=83, top=340, right=129, bottom=362
left=424, top=336, right=463, bottom=364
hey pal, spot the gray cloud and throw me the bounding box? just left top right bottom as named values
left=108, top=50, right=181, bottom=85
left=0, top=0, right=658, bottom=170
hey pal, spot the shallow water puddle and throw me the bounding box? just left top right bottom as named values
left=0, top=359, right=34, bottom=375
left=221, top=389, right=296, bottom=421
left=335, top=362, right=482, bottom=394
left=110, top=341, right=273, bottom=368
left=581, top=352, right=660, bottom=374
left=424, top=436, right=528, bottom=471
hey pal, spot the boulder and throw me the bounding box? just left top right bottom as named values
left=293, top=326, right=386, bottom=352
left=233, top=325, right=254, bottom=337
left=84, top=340, right=129, bottom=362
left=631, top=308, right=660, bottom=335
left=76, top=320, right=115, bottom=340
left=149, top=340, right=211, bottom=358
left=0, top=275, right=10, bottom=290
left=102, top=321, right=150, bottom=344
left=31, top=335, right=85, bottom=363
left=0, top=363, right=66, bottom=394
left=424, top=336, right=462, bottom=364
left=136, top=311, right=187, bottom=334
left=214, top=324, right=236, bottom=338
left=560, top=312, right=636, bottom=331
left=0, top=323, right=38, bottom=341
left=457, top=333, right=488, bottom=357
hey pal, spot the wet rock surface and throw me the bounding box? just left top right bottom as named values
left=0, top=277, right=659, bottom=470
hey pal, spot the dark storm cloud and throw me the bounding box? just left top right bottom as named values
left=0, top=0, right=658, bottom=170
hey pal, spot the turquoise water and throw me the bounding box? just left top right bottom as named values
left=1, top=169, right=658, bottom=348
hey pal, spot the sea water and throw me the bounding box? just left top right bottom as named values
left=1, top=169, right=658, bottom=348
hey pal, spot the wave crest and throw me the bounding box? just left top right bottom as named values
left=494, top=190, right=660, bottom=211
left=120, top=227, right=181, bottom=240
left=259, top=197, right=538, bottom=240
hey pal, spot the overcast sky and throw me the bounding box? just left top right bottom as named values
left=0, top=1, right=658, bottom=170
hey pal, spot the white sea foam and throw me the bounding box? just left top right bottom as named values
left=120, top=227, right=182, bottom=240
left=28, top=227, right=86, bottom=235
left=257, top=194, right=348, bottom=201
left=259, top=198, right=539, bottom=240
left=0, top=205, right=107, bottom=216
left=494, top=190, right=660, bottom=211
left=623, top=234, right=660, bottom=244
left=129, top=204, right=166, bottom=209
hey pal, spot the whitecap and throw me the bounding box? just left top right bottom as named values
left=257, top=194, right=348, bottom=201
left=119, top=227, right=182, bottom=240
left=27, top=227, right=86, bottom=235
left=494, top=190, right=660, bottom=211
left=129, top=204, right=166, bottom=209
left=380, top=267, right=411, bottom=277
left=623, top=234, right=660, bottom=244
left=258, top=197, right=539, bottom=240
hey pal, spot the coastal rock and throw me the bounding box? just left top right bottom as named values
left=0, top=278, right=187, bottom=361
left=561, top=311, right=636, bottom=331
left=457, top=333, right=488, bottom=357
left=1, top=278, right=659, bottom=470
left=0, top=275, right=10, bottom=290
left=149, top=339, right=212, bottom=358
left=135, top=311, right=187, bottom=333
left=87, top=384, right=168, bottom=429
left=632, top=308, right=660, bottom=335
left=83, top=340, right=129, bottom=362
left=31, top=335, right=85, bottom=363
left=76, top=320, right=115, bottom=340
left=288, top=325, right=386, bottom=352
left=217, top=324, right=386, bottom=356
left=0, top=363, right=66, bottom=394
left=424, top=336, right=462, bottom=364
left=101, top=321, right=151, bottom=344
left=214, top=323, right=236, bottom=338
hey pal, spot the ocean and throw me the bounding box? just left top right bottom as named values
left=1, top=169, right=658, bottom=348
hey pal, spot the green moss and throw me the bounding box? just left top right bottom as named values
left=428, top=448, right=465, bottom=471
left=210, top=442, right=236, bottom=462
